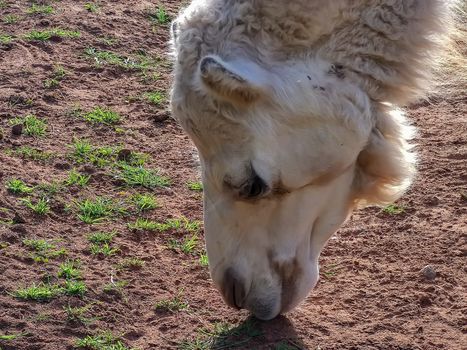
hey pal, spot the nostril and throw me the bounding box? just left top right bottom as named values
left=221, top=268, right=246, bottom=309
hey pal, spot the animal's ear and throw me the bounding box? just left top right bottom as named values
left=199, top=55, right=267, bottom=105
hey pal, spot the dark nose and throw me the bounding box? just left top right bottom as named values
left=221, top=268, right=246, bottom=309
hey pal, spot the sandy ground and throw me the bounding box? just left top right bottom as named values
left=0, top=1, right=466, bottom=349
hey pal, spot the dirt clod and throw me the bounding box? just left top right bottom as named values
left=11, top=124, right=23, bottom=136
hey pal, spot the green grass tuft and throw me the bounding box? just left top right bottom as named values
left=9, top=115, right=47, bottom=137
left=187, top=181, right=203, bottom=192
left=5, top=179, right=34, bottom=194
left=132, top=193, right=158, bottom=211
left=0, top=33, right=13, bottom=44
left=22, top=239, right=67, bottom=263
left=65, top=169, right=90, bottom=187
left=3, top=14, right=19, bottom=24
left=88, top=231, right=119, bottom=256
left=382, top=204, right=405, bottom=215
left=154, top=292, right=188, bottom=313
left=6, top=146, right=53, bottom=161
left=149, top=6, right=170, bottom=25
left=84, top=2, right=99, bottom=13
left=116, top=163, right=170, bottom=188
left=83, top=107, right=121, bottom=125
left=116, top=257, right=145, bottom=270
left=21, top=197, right=50, bottom=215
left=13, top=283, right=61, bottom=302
left=76, top=332, right=132, bottom=350
left=27, top=4, right=54, bottom=15
left=76, top=197, right=119, bottom=224
left=24, top=28, right=80, bottom=41
left=62, top=280, right=87, bottom=296
left=143, top=91, right=165, bottom=106
left=58, top=260, right=82, bottom=280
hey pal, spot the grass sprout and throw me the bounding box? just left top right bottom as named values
left=9, top=115, right=47, bottom=137
left=83, top=107, right=121, bottom=125
left=132, top=193, right=158, bottom=211
left=5, top=179, right=34, bottom=194
left=76, top=332, right=131, bottom=350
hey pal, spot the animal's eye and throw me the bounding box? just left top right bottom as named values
left=240, top=174, right=267, bottom=199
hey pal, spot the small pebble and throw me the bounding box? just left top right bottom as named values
left=421, top=265, right=436, bottom=280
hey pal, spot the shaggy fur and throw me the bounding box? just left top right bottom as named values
left=170, top=0, right=458, bottom=319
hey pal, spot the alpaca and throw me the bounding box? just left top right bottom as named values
left=169, top=0, right=458, bottom=320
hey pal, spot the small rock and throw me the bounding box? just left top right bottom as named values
left=420, top=265, right=436, bottom=281
left=54, top=161, right=71, bottom=170
left=11, top=124, right=23, bottom=136
left=117, top=148, right=132, bottom=161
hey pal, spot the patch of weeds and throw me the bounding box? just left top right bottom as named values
left=5, top=178, right=34, bottom=195
left=9, top=115, right=47, bottom=137
left=382, top=204, right=405, bottom=215
left=167, top=217, right=201, bottom=233
left=187, top=181, right=203, bottom=192
left=0, top=33, right=13, bottom=44
left=65, top=169, right=90, bottom=187
left=116, top=257, right=145, bottom=271
left=143, top=91, right=165, bottom=106
left=0, top=332, right=27, bottom=341
left=76, top=197, right=120, bottom=224
left=27, top=4, right=54, bottom=15
left=36, top=181, right=62, bottom=198
left=23, top=239, right=67, bottom=263
left=58, top=260, right=82, bottom=280
left=24, top=28, right=80, bottom=41
left=199, top=253, right=209, bottom=267
left=132, top=193, right=158, bottom=211
left=84, top=2, right=99, bottom=13
left=64, top=303, right=96, bottom=325
left=0, top=241, right=9, bottom=249
left=13, top=283, right=61, bottom=302
left=83, top=47, right=161, bottom=75
left=82, top=106, right=121, bottom=125
left=76, top=332, right=132, bottom=350
left=7, top=146, right=53, bottom=161
left=3, top=14, right=19, bottom=24
left=44, top=64, right=67, bottom=88
left=154, top=291, right=188, bottom=313
left=116, top=163, right=170, bottom=188
left=127, top=218, right=161, bottom=232
left=149, top=6, right=170, bottom=25
left=62, top=280, right=87, bottom=297
left=128, top=217, right=200, bottom=233
left=21, top=197, right=50, bottom=215
left=180, top=319, right=263, bottom=350
left=168, top=234, right=199, bottom=255
left=69, top=139, right=120, bottom=167
left=88, top=231, right=119, bottom=256
left=0, top=1, right=7, bottom=9
left=118, top=151, right=148, bottom=167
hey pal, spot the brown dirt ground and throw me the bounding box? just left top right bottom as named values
left=0, top=1, right=466, bottom=349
